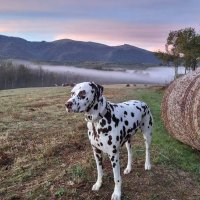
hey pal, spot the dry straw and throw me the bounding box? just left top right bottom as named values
left=161, top=69, right=200, bottom=150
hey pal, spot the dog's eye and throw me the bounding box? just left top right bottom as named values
left=78, top=90, right=86, bottom=99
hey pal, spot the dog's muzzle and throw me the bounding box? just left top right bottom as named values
left=65, top=101, right=73, bottom=112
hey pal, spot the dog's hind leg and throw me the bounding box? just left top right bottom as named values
left=123, top=138, right=132, bottom=174
left=141, top=109, right=153, bottom=170
left=92, top=147, right=103, bottom=191
left=143, top=130, right=152, bottom=170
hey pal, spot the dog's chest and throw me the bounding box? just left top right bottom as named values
left=87, top=121, right=119, bottom=153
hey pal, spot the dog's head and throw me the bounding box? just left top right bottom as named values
left=65, top=82, right=104, bottom=113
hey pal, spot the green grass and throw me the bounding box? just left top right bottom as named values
left=134, top=88, right=200, bottom=175
left=0, top=85, right=200, bottom=200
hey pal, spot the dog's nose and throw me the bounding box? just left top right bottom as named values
left=65, top=101, right=73, bottom=109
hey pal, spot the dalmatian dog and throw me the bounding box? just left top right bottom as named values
left=65, top=82, right=153, bottom=200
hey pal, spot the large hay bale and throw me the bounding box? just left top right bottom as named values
left=161, top=69, right=200, bottom=150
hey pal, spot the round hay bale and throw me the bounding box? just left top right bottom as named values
left=161, top=69, right=200, bottom=150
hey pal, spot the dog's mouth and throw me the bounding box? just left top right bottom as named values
left=66, top=109, right=86, bottom=114
left=65, top=101, right=87, bottom=113
left=65, top=101, right=74, bottom=113
left=66, top=107, right=83, bottom=113
left=66, top=108, right=72, bottom=113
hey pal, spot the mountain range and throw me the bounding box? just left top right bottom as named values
left=0, top=35, right=160, bottom=65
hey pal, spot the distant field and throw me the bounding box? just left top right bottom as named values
left=0, top=85, right=200, bottom=200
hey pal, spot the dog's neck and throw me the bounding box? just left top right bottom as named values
left=85, top=96, right=107, bottom=123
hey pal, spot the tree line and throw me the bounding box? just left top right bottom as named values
left=155, top=27, right=200, bottom=78
left=0, top=61, right=84, bottom=90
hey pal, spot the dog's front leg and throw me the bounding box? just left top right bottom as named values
left=92, top=147, right=103, bottom=191
left=109, top=152, right=121, bottom=200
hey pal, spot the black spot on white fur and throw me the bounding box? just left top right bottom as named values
left=112, top=114, right=119, bottom=127
left=125, top=120, right=129, bottom=126
left=94, top=104, right=98, bottom=110
left=108, top=135, right=112, bottom=145
left=105, top=111, right=112, bottom=124
left=100, top=119, right=106, bottom=127
left=136, top=106, right=141, bottom=111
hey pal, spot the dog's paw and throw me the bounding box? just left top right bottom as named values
left=123, top=167, right=131, bottom=174
left=145, top=162, right=151, bottom=170
left=92, top=182, right=102, bottom=191
left=111, top=192, right=121, bottom=200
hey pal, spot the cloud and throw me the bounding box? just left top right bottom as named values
left=51, top=18, right=199, bottom=51
left=0, top=18, right=166, bottom=48
left=0, top=17, right=198, bottom=51
left=1, top=0, right=200, bottom=24
left=0, top=0, right=199, bottom=51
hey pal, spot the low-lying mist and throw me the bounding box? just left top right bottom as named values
left=12, top=59, right=186, bottom=84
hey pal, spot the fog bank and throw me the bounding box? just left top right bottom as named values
left=12, top=60, right=187, bottom=84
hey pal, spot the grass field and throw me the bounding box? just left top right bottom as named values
left=0, top=85, right=200, bottom=200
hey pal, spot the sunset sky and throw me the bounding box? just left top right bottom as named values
left=0, top=0, right=199, bottom=51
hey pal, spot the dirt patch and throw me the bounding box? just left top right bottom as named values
left=42, top=146, right=200, bottom=200
left=0, top=152, right=14, bottom=167
left=43, top=136, right=88, bottom=158
left=25, top=102, right=50, bottom=109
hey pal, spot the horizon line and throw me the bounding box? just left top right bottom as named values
left=0, top=33, right=161, bottom=52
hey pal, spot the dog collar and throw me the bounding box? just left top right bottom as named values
left=85, top=103, right=108, bottom=123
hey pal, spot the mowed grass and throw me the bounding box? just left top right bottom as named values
left=0, top=85, right=200, bottom=200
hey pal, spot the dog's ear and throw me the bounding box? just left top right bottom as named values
left=96, top=83, right=104, bottom=97
left=90, top=82, right=104, bottom=100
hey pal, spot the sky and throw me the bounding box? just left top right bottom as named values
left=0, top=0, right=199, bottom=51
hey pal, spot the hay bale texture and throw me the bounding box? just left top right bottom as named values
left=161, top=69, right=200, bottom=150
